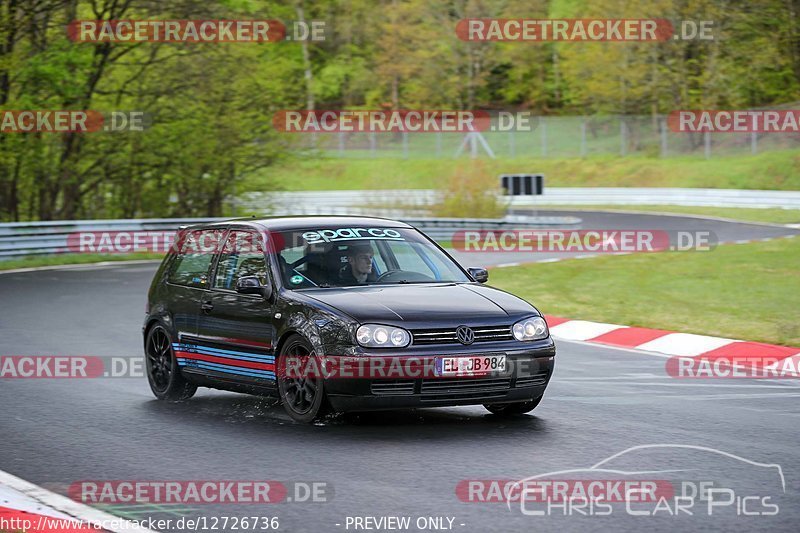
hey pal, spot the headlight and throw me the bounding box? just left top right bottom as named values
left=356, top=324, right=411, bottom=348
left=512, top=316, right=548, bottom=341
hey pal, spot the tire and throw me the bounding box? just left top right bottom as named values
left=145, top=324, right=197, bottom=401
left=277, top=334, right=330, bottom=423
left=484, top=395, right=543, bottom=416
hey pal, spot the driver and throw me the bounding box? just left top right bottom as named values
left=339, top=242, right=377, bottom=285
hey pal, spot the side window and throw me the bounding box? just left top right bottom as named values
left=277, top=241, right=317, bottom=288
left=213, top=231, right=269, bottom=290
left=167, top=229, right=221, bottom=288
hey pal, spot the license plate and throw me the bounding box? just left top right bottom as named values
left=435, top=355, right=506, bottom=377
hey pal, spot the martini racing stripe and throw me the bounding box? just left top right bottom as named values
left=176, top=358, right=276, bottom=379
left=172, top=343, right=275, bottom=363
left=173, top=342, right=275, bottom=379
left=175, top=351, right=275, bottom=370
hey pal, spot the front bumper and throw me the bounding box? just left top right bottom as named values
left=323, top=339, right=555, bottom=412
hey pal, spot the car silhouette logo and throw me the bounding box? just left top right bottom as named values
left=456, top=325, right=475, bottom=345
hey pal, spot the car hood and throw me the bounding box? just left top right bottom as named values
left=301, top=283, right=537, bottom=325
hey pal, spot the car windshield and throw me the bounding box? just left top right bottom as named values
left=272, top=226, right=470, bottom=288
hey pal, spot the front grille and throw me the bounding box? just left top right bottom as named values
left=515, top=371, right=549, bottom=388
left=419, top=377, right=511, bottom=401
left=371, top=380, right=416, bottom=396
left=411, top=325, right=513, bottom=345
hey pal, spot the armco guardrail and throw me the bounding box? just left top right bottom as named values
left=0, top=215, right=580, bottom=259
left=508, top=187, right=800, bottom=208
left=0, top=218, right=220, bottom=259
left=251, top=188, right=800, bottom=212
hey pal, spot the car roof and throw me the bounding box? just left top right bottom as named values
left=184, top=215, right=414, bottom=232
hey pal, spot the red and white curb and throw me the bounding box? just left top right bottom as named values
left=0, top=469, right=156, bottom=533
left=544, top=315, right=800, bottom=375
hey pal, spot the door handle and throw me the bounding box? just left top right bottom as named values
left=201, top=301, right=214, bottom=313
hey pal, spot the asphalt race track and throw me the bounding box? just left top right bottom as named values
left=1, top=212, right=799, bottom=532
left=447, top=209, right=800, bottom=266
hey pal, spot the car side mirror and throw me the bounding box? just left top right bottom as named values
left=467, top=267, right=489, bottom=283
left=236, top=276, right=273, bottom=301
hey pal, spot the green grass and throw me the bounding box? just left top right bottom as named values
left=488, top=238, right=800, bottom=347
left=243, top=151, right=800, bottom=192
left=0, top=252, right=164, bottom=271
left=538, top=205, right=800, bottom=225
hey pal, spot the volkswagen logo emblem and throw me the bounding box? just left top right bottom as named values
left=456, top=325, right=475, bottom=345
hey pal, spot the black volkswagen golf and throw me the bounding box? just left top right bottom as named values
left=143, top=216, right=555, bottom=422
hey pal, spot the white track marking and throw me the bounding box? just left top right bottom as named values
left=0, top=469, right=158, bottom=533
left=558, top=379, right=798, bottom=388
left=0, top=484, right=73, bottom=519
left=634, top=333, right=736, bottom=356
left=550, top=320, right=626, bottom=341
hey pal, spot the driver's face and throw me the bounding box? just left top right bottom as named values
left=348, top=252, right=374, bottom=275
